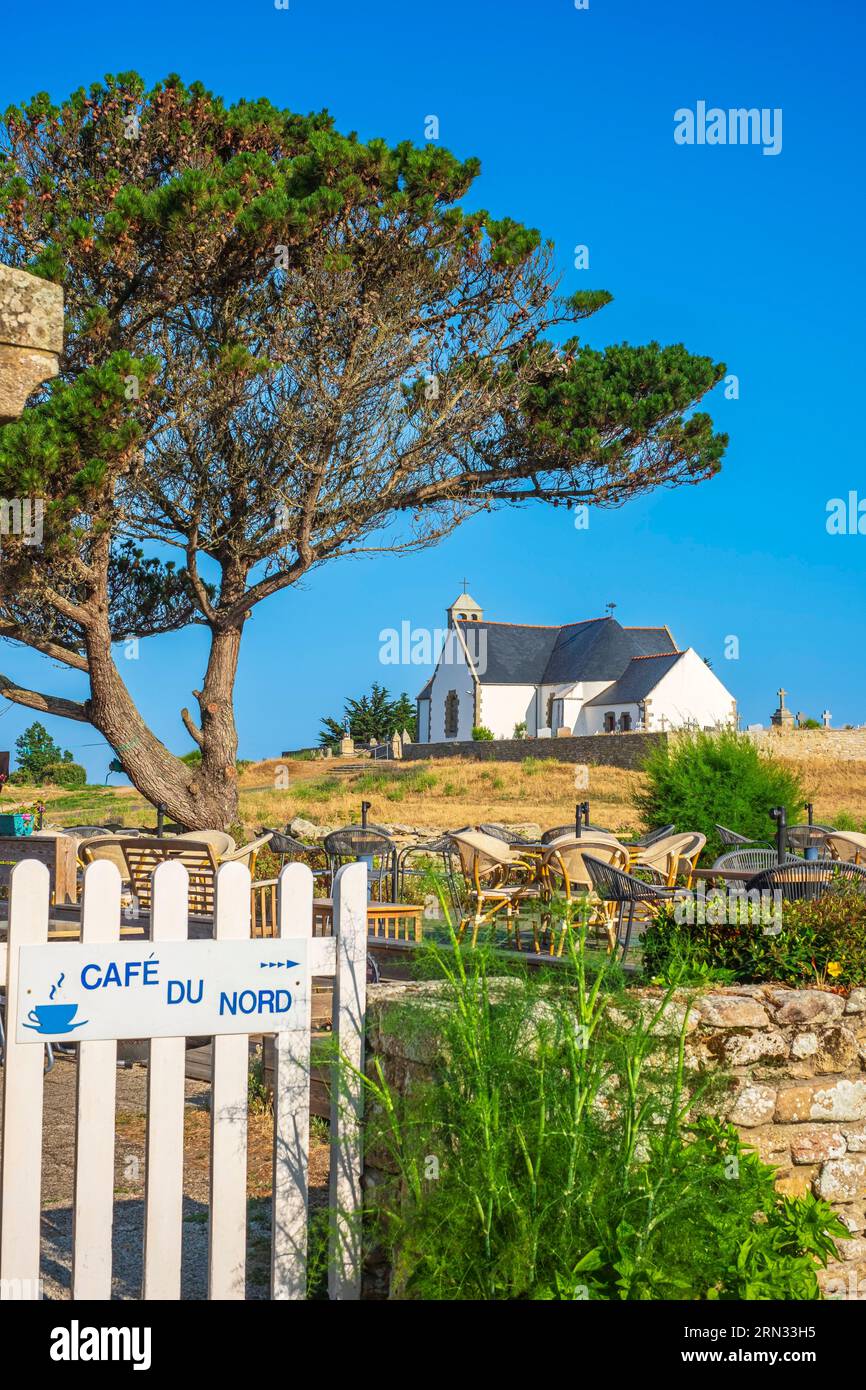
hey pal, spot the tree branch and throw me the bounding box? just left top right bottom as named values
left=180, top=706, right=204, bottom=747
left=0, top=675, right=90, bottom=722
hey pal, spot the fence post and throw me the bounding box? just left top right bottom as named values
left=0, top=860, right=50, bottom=1298
left=72, top=860, right=121, bottom=1298
left=143, top=860, right=188, bottom=1299
left=271, top=862, right=314, bottom=1299
left=208, top=861, right=252, bottom=1300
left=328, top=861, right=368, bottom=1300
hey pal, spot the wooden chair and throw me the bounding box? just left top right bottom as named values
left=121, top=837, right=218, bottom=916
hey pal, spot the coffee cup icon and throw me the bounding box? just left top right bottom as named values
left=25, top=1002, right=86, bottom=1035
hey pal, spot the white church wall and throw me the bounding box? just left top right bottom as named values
left=479, top=684, right=539, bottom=737
left=426, top=629, right=477, bottom=741
left=645, top=649, right=737, bottom=730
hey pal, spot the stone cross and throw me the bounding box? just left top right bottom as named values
left=777, top=687, right=787, bottom=709
left=822, top=709, right=832, bottom=728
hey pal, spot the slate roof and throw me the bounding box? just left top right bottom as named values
left=583, top=652, right=685, bottom=706
left=416, top=615, right=680, bottom=697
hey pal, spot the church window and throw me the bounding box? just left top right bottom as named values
left=444, top=690, right=459, bottom=737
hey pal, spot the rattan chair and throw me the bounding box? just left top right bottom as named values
left=825, top=832, right=866, bottom=865
left=714, top=823, right=773, bottom=851
left=747, top=858, right=866, bottom=902
left=630, top=823, right=676, bottom=848
left=396, top=835, right=461, bottom=917
left=449, top=829, right=541, bottom=948
left=540, top=822, right=611, bottom=844
left=786, top=825, right=834, bottom=855
left=634, top=832, right=706, bottom=888
left=174, top=829, right=237, bottom=858
left=541, top=837, right=630, bottom=954
left=582, top=854, right=687, bottom=960
left=477, top=823, right=536, bottom=846
left=712, top=847, right=801, bottom=872
left=323, top=826, right=397, bottom=901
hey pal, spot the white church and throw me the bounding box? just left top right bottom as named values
left=416, top=591, right=738, bottom=743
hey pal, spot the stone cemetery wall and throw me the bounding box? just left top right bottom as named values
left=363, top=981, right=866, bottom=1299
left=750, top=727, right=866, bottom=762
left=403, top=731, right=667, bottom=769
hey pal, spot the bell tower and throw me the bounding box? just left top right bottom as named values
left=447, top=583, right=483, bottom=628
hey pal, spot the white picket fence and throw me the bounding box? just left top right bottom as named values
left=0, top=856, right=368, bottom=1301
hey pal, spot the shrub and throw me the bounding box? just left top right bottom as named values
left=42, top=761, right=87, bottom=788
left=637, top=729, right=805, bottom=861
left=471, top=725, right=494, bottom=741
left=360, top=936, right=844, bottom=1299
left=644, top=884, right=866, bottom=988
left=513, top=721, right=527, bottom=739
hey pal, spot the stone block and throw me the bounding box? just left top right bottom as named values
left=775, top=1079, right=866, bottom=1123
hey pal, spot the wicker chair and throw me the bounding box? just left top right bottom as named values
left=449, top=829, right=541, bottom=948
left=715, top=823, right=771, bottom=849
left=582, top=854, right=687, bottom=960
left=477, top=824, right=535, bottom=846
left=540, top=822, right=611, bottom=844
left=747, top=858, right=866, bottom=902
left=174, top=829, right=237, bottom=858
left=712, top=848, right=801, bottom=872
left=541, top=837, right=630, bottom=954
left=634, top=832, right=706, bottom=888
left=630, top=823, right=676, bottom=848
left=786, top=825, right=834, bottom=855
left=396, top=835, right=461, bottom=917
left=825, top=832, right=866, bottom=865
left=323, top=826, right=396, bottom=901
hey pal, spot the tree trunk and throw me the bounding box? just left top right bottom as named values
left=83, top=618, right=243, bottom=831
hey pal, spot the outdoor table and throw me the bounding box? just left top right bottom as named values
left=312, top=898, right=423, bottom=942
left=692, top=866, right=763, bottom=885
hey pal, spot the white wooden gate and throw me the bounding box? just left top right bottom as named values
left=0, top=857, right=368, bottom=1301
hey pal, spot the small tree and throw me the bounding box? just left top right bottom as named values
left=320, top=682, right=415, bottom=745
left=14, top=720, right=69, bottom=781
left=0, top=74, right=727, bottom=828
left=637, top=729, right=805, bottom=861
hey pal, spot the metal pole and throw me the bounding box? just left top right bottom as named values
left=361, top=800, right=371, bottom=830
left=156, top=802, right=167, bottom=838
left=805, top=802, right=814, bottom=826
left=574, top=803, right=581, bottom=838
left=770, top=806, right=787, bottom=866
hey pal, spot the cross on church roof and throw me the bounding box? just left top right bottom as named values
left=777, top=687, right=787, bottom=706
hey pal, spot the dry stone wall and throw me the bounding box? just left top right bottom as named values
left=750, top=727, right=866, bottom=762
left=364, top=981, right=866, bottom=1299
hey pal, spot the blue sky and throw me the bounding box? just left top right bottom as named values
left=3, top=0, right=864, bottom=781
